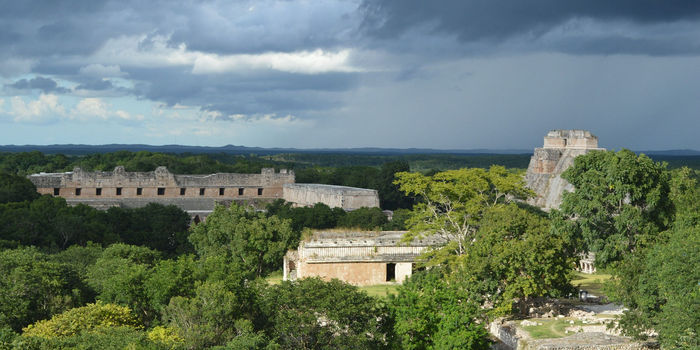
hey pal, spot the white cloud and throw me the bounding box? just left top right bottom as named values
left=87, top=34, right=364, bottom=74
left=71, top=97, right=143, bottom=121
left=8, top=94, right=66, bottom=123
left=79, top=64, right=125, bottom=78
left=73, top=98, right=109, bottom=120
left=2, top=95, right=143, bottom=124
left=89, top=34, right=199, bottom=68
left=192, top=49, right=363, bottom=74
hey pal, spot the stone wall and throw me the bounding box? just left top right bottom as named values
left=29, top=166, right=294, bottom=201
left=282, top=183, right=379, bottom=210
left=298, top=261, right=389, bottom=285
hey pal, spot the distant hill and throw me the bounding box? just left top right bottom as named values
left=1, top=144, right=699, bottom=161
left=0, top=144, right=532, bottom=156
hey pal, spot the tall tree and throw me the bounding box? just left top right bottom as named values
left=0, top=247, right=88, bottom=332
left=0, top=173, right=39, bottom=204
left=260, top=278, right=393, bottom=350
left=554, top=149, right=672, bottom=267
left=189, top=203, right=296, bottom=279
left=390, top=269, right=489, bottom=350
left=394, top=166, right=532, bottom=258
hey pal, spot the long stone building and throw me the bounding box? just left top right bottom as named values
left=282, top=183, right=380, bottom=210
left=524, top=130, right=604, bottom=210
left=28, top=166, right=380, bottom=220
left=283, top=230, right=445, bottom=286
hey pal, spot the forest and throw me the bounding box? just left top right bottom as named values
left=0, top=150, right=698, bottom=349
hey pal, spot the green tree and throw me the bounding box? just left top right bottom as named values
left=189, top=204, right=296, bottom=279
left=14, top=326, right=167, bottom=350
left=145, top=255, right=198, bottom=315
left=163, top=281, right=252, bottom=349
left=260, top=278, right=393, bottom=350
left=389, top=269, right=489, bottom=350
left=106, top=204, right=192, bottom=255
left=610, top=225, right=699, bottom=348
left=382, top=208, right=412, bottom=231
left=22, top=302, right=141, bottom=339
left=555, top=149, right=673, bottom=267
left=457, top=204, right=575, bottom=316
left=266, top=200, right=345, bottom=232
left=86, top=244, right=162, bottom=325
left=394, top=166, right=532, bottom=260
left=669, top=167, right=700, bottom=229
left=0, top=248, right=88, bottom=332
left=0, top=173, right=39, bottom=204
left=378, top=161, right=413, bottom=210
left=337, top=207, right=388, bottom=230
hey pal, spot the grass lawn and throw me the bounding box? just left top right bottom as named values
left=520, top=318, right=585, bottom=339
left=265, top=270, right=283, bottom=285
left=359, top=284, right=400, bottom=298
left=571, top=271, right=611, bottom=297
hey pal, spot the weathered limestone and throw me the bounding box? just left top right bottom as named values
left=525, top=130, right=605, bottom=210
left=284, top=230, right=445, bottom=286
left=28, top=166, right=382, bottom=219
left=28, top=166, right=295, bottom=219
left=282, top=183, right=379, bottom=210
left=29, top=166, right=294, bottom=199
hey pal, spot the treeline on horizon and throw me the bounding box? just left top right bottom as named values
left=3, top=149, right=699, bottom=175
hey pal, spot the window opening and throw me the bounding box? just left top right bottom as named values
left=116, top=187, right=122, bottom=196
left=257, top=188, right=263, bottom=196
left=199, top=188, right=205, bottom=196
left=96, top=188, right=102, bottom=196
left=75, top=188, right=81, bottom=196
left=157, top=188, right=165, bottom=196
left=219, top=188, right=225, bottom=196
left=53, top=188, right=60, bottom=195
left=136, top=188, right=143, bottom=195
left=180, top=188, right=186, bottom=195
left=238, top=188, right=244, bottom=195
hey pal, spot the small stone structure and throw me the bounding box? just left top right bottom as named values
left=284, top=230, right=445, bottom=286
left=578, top=253, right=596, bottom=274
left=282, top=183, right=379, bottom=211
left=525, top=130, right=604, bottom=210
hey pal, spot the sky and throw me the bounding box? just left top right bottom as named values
left=1, top=0, right=699, bottom=150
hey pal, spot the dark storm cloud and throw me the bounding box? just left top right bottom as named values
left=75, top=79, right=114, bottom=91
left=7, top=77, right=70, bottom=94
left=128, top=66, right=359, bottom=115
left=361, top=0, right=700, bottom=54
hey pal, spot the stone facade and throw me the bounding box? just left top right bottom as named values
left=282, top=183, right=380, bottom=210
left=28, top=167, right=382, bottom=218
left=28, top=166, right=295, bottom=218
left=525, top=130, right=605, bottom=210
left=30, top=166, right=294, bottom=200
left=284, top=230, right=445, bottom=286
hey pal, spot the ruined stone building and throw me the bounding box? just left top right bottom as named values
left=525, top=130, right=604, bottom=210
left=284, top=230, right=445, bottom=286
left=282, top=183, right=380, bottom=211
left=29, top=166, right=296, bottom=221
left=29, top=166, right=382, bottom=221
